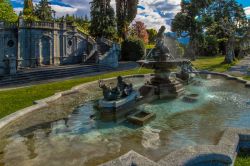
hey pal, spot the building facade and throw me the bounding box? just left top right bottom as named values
left=0, top=18, right=100, bottom=76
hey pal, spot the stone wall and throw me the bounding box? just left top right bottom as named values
left=0, top=22, right=18, bottom=75
left=0, top=19, right=94, bottom=76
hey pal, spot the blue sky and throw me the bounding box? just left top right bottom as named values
left=10, top=0, right=250, bottom=31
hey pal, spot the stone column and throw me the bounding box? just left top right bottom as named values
left=9, top=54, right=16, bottom=75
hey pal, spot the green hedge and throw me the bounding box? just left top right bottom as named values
left=121, top=38, right=145, bottom=61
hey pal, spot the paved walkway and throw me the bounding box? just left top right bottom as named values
left=226, top=55, right=250, bottom=77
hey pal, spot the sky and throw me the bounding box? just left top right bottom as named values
left=10, top=0, right=250, bottom=31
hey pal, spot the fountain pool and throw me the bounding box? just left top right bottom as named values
left=0, top=75, right=250, bottom=166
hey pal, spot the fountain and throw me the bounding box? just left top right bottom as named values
left=98, top=26, right=194, bottom=123
left=98, top=76, right=140, bottom=121
left=138, top=26, right=192, bottom=99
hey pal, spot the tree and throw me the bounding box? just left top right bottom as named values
left=34, top=0, right=53, bottom=21
left=23, top=0, right=34, bottom=16
left=131, top=21, right=149, bottom=43
left=90, top=0, right=117, bottom=40
left=172, top=0, right=247, bottom=63
left=116, top=0, right=139, bottom=39
left=147, top=29, right=157, bottom=44
left=205, top=0, right=247, bottom=63
left=121, top=37, right=145, bottom=61
left=172, top=0, right=213, bottom=59
left=0, top=0, right=18, bottom=22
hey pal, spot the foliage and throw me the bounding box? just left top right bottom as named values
left=90, top=0, right=117, bottom=40
left=202, top=35, right=219, bottom=56
left=235, top=150, right=250, bottom=166
left=116, top=0, right=139, bottom=39
left=34, top=0, right=54, bottom=21
left=130, top=21, right=149, bottom=43
left=145, top=44, right=155, bottom=49
left=121, top=37, right=145, bottom=61
left=147, top=28, right=157, bottom=44
left=23, top=0, right=34, bottom=16
left=172, top=0, right=212, bottom=58
left=0, top=0, right=18, bottom=22
left=172, top=0, right=248, bottom=63
left=0, top=68, right=153, bottom=119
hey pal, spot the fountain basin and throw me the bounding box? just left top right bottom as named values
left=128, top=111, right=156, bottom=126
left=0, top=74, right=250, bottom=166
left=98, top=91, right=140, bottom=121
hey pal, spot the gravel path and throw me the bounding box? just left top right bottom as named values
left=226, top=55, right=250, bottom=76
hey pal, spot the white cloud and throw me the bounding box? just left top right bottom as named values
left=14, top=7, right=23, bottom=15
left=51, top=5, right=78, bottom=17
left=244, top=7, right=250, bottom=18
left=134, top=0, right=181, bottom=31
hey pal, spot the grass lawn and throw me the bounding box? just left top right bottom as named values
left=235, top=150, right=250, bottom=166
left=145, top=44, right=155, bottom=49
left=243, top=76, right=250, bottom=81
left=192, top=56, right=237, bottom=72
left=0, top=68, right=152, bottom=119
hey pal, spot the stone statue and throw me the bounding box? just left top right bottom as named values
left=152, top=26, right=171, bottom=61
left=99, top=76, right=133, bottom=101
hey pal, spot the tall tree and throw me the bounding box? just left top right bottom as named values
left=171, top=0, right=213, bottom=59
left=23, top=0, right=34, bottom=16
left=34, top=0, right=53, bottom=21
left=90, top=0, right=116, bottom=39
left=205, top=0, right=247, bottom=63
left=116, top=0, right=139, bottom=40
left=131, top=21, right=149, bottom=43
left=0, top=0, right=18, bottom=22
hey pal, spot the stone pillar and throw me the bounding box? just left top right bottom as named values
left=9, top=54, right=16, bottom=75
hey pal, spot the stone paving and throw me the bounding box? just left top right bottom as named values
left=226, top=55, right=250, bottom=76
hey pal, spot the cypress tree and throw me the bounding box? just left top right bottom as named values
left=34, top=0, right=53, bottom=21
left=23, top=0, right=34, bottom=15
left=90, top=0, right=116, bottom=40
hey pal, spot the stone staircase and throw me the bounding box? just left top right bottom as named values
left=0, top=64, right=113, bottom=88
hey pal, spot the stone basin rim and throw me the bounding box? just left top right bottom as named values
left=0, top=72, right=250, bottom=166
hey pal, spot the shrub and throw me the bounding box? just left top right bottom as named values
left=121, top=38, right=145, bottom=61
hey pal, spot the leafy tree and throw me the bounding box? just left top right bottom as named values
left=172, top=0, right=247, bottom=63
left=34, top=0, right=53, bottom=21
left=147, top=29, right=157, bottom=44
left=130, top=21, right=149, bottom=43
left=90, top=0, right=117, bottom=40
left=0, top=0, right=18, bottom=22
left=205, top=0, right=247, bottom=63
left=116, top=0, right=139, bottom=39
left=171, top=0, right=213, bottom=59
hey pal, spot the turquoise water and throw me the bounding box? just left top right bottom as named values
left=0, top=75, right=250, bottom=166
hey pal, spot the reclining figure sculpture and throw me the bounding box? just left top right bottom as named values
left=99, top=76, right=133, bottom=101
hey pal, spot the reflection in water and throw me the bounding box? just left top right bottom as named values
left=0, top=76, right=250, bottom=166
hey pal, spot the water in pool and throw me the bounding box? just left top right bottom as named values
left=0, top=75, right=250, bottom=166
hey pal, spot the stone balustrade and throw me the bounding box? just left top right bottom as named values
left=0, top=21, right=17, bottom=29
left=18, top=21, right=77, bottom=31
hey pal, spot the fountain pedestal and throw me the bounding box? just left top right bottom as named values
left=138, top=60, right=190, bottom=99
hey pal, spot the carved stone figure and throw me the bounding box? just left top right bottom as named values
left=99, top=76, right=133, bottom=101
left=152, top=26, right=171, bottom=61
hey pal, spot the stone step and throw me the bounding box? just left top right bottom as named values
left=16, top=64, right=105, bottom=75
left=2, top=65, right=112, bottom=80
left=0, top=67, right=107, bottom=83
left=0, top=64, right=113, bottom=87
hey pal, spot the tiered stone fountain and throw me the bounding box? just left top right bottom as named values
left=138, top=26, right=191, bottom=99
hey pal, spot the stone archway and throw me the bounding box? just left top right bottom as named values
left=40, top=36, right=52, bottom=65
